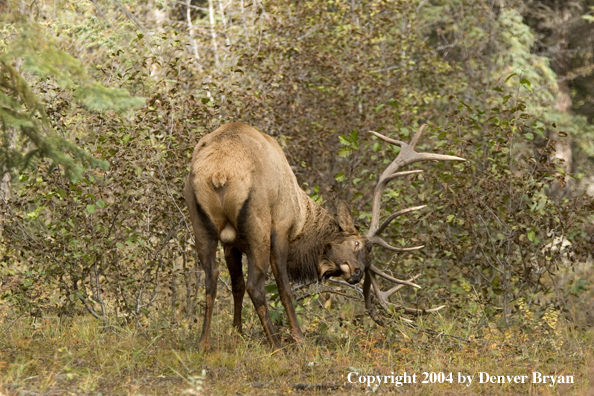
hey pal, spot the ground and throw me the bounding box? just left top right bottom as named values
left=1, top=306, right=592, bottom=395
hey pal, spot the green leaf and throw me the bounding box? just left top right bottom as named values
left=349, top=129, right=359, bottom=149
left=338, top=135, right=351, bottom=146
left=527, top=230, right=535, bottom=242
left=335, top=172, right=345, bottom=182
left=524, top=132, right=534, bottom=140
left=505, top=72, right=517, bottom=83
left=87, top=204, right=96, bottom=214
left=520, top=78, right=532, bottom=92
left=351, top=129, right=359, bottom=143
left=96, top=199, right=106, bottom=208
left=338, top=147, right=352, bottom=157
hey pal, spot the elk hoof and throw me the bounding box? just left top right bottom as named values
left=198, top=338, right=211, bottom=350
left=292, top=331, right=305, bottom=344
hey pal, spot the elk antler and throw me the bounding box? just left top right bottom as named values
left=364, top=124, right=465, bottom=312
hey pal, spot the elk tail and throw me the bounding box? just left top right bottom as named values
left=212, top=172, right=237, bottom=244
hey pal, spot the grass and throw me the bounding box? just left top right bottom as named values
left=1, top=299, right=593, bottom=395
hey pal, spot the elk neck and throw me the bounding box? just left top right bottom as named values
left=285, top=196, right=344, bottom=283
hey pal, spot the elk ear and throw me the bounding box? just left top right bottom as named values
left=336, top=200, right=357, bottom=234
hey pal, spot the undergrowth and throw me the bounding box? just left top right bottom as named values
left=1, top=295, right=592, bottom=396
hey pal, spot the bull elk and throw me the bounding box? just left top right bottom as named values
left=184, top=122, right=464, bottom=349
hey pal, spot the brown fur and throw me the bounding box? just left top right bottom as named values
left=184, top=122, right=369, bottom=350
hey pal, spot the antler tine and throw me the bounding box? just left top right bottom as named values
left=369, top=272, right=446, bottom=313
left=390, top=304, right=447, bottom=315
left=383, top=170, right=423, bottom=183
left=367, top=204, right=426, bottom=252
left=375, top=205, right=426, bottom=236
left=368, top=271, right=445, bottom=314
left=370, top=265, right=421, bottom=288
left=380, top=274, right=423, bottom=298
left=409, top=123, right=427, bottom=149
left=368, top=130, right=406, bottom=146
left=368, top=272, right=390, bottom=312
left=371, top=236, right=424, bottom=252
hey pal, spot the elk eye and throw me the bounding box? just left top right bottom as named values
left=355, top=241, right=360, bottom=248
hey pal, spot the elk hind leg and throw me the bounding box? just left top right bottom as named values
left=185, top=181, right=220, bottom=349
left=196, top=238, right=219, bottom=350
left=225, top=246, right=245, bottom=333
left=237, top=199, right=281, bottom=349
left=245, top=245, right=282, bottom=350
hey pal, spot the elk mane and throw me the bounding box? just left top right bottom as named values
left=286, top=204, right=343, bottom=283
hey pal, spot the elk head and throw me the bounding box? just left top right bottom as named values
left=317, top=202, right=368, bottom=284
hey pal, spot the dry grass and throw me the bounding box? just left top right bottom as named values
left=0, top=304, right=592, bottom=396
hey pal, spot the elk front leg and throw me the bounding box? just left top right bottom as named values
left=271, top=233, right=304, bottom=343
left=225, top=246, right=245, bottom=333
left=197, top=238, right=219, bottom=350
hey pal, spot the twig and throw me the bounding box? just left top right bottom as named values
left=400, top=318, right=490, bottom=345
left=218, top=0, right=231, bottom=47
left=90, top=0, right=113, bottom=27
left=171, top=0, right=208, bottom=11
left=240, top=0, right=251, bottom=49
left=291, top=383, right=344, bottom=390
left=113, top=0, right=151, bottom=38
left=208, top=0, right=220, bottom=66
left=79, top=296, right=107, bottom=321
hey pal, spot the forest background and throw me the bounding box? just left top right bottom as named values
left=1, top=0, right=594, bottom=394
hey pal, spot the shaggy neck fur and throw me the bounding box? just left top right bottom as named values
left=286, top=202, right=344, bottom=284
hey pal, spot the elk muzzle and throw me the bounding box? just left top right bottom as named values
left=339, top=262, right=364, bottom=284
